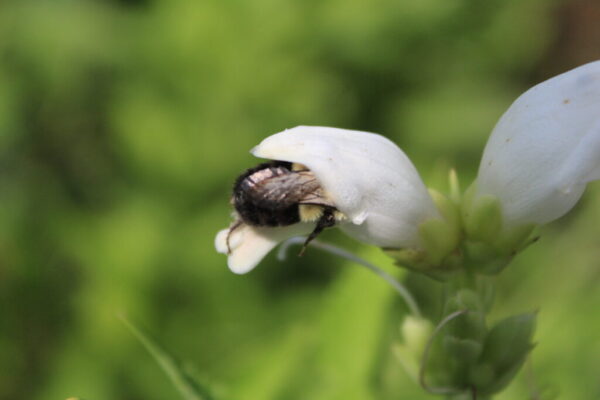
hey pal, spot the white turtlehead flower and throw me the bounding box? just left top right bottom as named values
left=215, top=126, right=439, bottom=274
left=476, top=61, right=600, bottom=228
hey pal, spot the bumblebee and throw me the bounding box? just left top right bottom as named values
left=228, top=161, right=345, bottom=254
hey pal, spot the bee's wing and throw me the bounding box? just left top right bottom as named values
left=296, top=188, right=336, bottom=207
left=259, top=171, right=336, bottom=208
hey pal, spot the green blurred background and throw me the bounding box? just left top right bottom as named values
left=1, top=0, right=599, bottom=399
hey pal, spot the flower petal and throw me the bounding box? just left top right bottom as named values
left=215, top=223, right=312, bottom=274
left=251, top=126, right=438, bottom=248
left=557, top=119, right=600, bottom=186
left=477, top=61, right=600, bottom=226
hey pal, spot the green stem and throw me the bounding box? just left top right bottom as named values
left=277, top=237, right=422, bottom=318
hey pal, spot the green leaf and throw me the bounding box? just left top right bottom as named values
left=480, top=313, right=536, bottom=370
left=120, top=315, right=214, bottom=400
left=476, top=312, right=537, bottom=395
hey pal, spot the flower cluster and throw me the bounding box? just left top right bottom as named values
left=216, top=61, right=600, bottom=275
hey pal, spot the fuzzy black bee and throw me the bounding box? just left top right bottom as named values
left=228, top=161, right=344, bottom=254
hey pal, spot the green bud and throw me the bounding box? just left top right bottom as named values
left=475, top=312, right=537, bottom=395
left=440, top=289, right=487, bottom=387
left=443, top=290, right=487, bottom=342
left=463, top=194, right=503, bottom=243
left=419, top=218, right=459, bottom=265
left=394, top=316, right=433, bottom=382
left=443, top=336, right=483, bottom=364
left=401, top=316, right=433, bottom=353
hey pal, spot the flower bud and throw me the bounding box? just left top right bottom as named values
left=394, top=316, right=433, bottom=381
left=215, top=126, right=439, bottom=273
left=441, top=290, right=487, bottom=375
left=475, top=61, right=600, bottom=228
left=401, top=315, right=433, bottom=352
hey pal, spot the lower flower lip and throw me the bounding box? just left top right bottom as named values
left=215, top=223, right=314, bottom=274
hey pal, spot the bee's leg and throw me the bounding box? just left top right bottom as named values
left=299, top=208, right=336, bottom=256
left=226, top=220, right=244, bottom=254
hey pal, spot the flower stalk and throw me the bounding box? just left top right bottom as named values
left=277, top=237, right=422, bottom=318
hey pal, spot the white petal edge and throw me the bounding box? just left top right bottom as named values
left=215, top=224, right=312, bottom=274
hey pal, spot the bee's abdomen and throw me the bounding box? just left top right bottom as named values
left=236, top=200, right=300, bottom=227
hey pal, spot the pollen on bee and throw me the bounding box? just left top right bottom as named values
left=299, top=204, right=324, bottom=222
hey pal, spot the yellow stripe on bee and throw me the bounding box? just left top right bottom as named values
left=299, top=204, right=324, bottom=222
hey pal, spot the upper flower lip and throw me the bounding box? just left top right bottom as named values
left=250, top=126, right=439, bottom=249
left=476, top=61, right=600, bottom=227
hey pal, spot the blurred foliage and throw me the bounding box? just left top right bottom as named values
left=0, top=0, right=598, bottom=399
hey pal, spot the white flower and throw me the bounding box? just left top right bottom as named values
left=215, top=126, right=439, bottom=274
left=476, top=61, right=600, bottom=228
